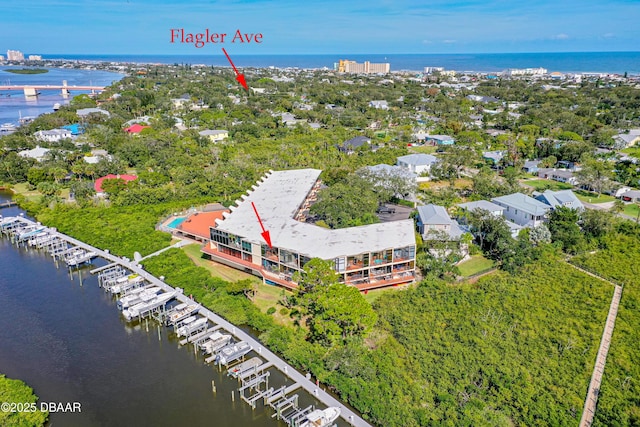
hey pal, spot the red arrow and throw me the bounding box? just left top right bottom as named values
left=222, top=47, right=248, bottom=90
left=251, top=201, right=272, bottom=248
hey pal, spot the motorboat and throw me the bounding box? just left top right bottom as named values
left=117, top=286, right=161, bottom=310
left=176, top=317, right=207, bottom=337
left=214, top=341, right=251, bottom=365
left=201, top=332, right=232, bottom=354
left=299, top=407, right=341, bottom=427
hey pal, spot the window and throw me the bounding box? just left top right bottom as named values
left=241, top=240, right=252, bottom=252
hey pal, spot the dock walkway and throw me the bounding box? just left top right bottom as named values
left=5, top=217, right=371, bottom=427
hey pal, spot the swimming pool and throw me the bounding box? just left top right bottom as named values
left=166, top=217, right=187, bottom=229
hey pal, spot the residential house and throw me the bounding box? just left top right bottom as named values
left=424, top=134, right=455, bottom=146
left=84, top=149, right=112, bottom=164
left=171, top=94, right=192, bottom=108
left=523, top=160, right=541, bottom=174
left=396, top=153, right=438, bottom=176
left=199, top=129, right=229, bottom=143
left=457, top=199, right=523, bottom=237
left=491, top=193, right=551, bottom=227
left=537, top=168, right=578, bottom=185
left=534, top=189, right=585, bottom=211
left=612, top=129, right=640, bottom=149
left=338, top=136, right=373, bottom=154
left=124, top=124, right=151, bottom=134
left=18, top=146, right=51, bottom=162
left=621, top=189, right=640, bottom=202
left=369, top=100, right=389, bottom=110
left=34, top=128, right=71, bottom=143
left=62, top=123, right=83, bottom=136
left=482, top=150, right=505, bottom=166
left=76, top=107, right=110, bottom=118
left=416, top=204, right=464, bottom=240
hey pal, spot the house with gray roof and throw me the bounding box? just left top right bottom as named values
left=396, top=153, right=438, bottom=175
left=416, top=204, right=464, bottom=240
left=34, top=128, right=71, bottom=143
left=482, top=150, right=505, bottom=165
left=338, top=135, right=373, bottom=154
left=534, top=189, right=584, bottom=211
left=199, top=129, right=229, bottom=143
left=76, top=107, right=110, bottom=118
left=621, top=189, right=640, bottom=203
left=612, top=129, right=640, bottom=149
left=491, top=193, right=551, bottom=227
left=18, top=146, right=51, bottom=162
left=369, top=100, right=389, bottom=110
left=457, top=200, right=505, bottom=218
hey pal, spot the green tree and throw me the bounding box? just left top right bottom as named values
left=310, top=175, right=379, bottom=228
left=548, top=206, right=585, bottom=254
left=575, top=156, right=614, bottom=196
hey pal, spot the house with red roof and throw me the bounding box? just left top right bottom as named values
left=124, top=124, right=150, bottom=134
left=94, top=174, right=138, bottom=194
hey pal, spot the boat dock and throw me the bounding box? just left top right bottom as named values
left=0, top=216, right=372, bottom=427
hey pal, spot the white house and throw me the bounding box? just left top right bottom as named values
left=491, top=193, right=551, bottom=227
left=199, top=129, right=229, bottom=143
left=534, top=189, right=585, bottom=212
left=34, top=128, right=71, bottom=143
left=457, top=200, right=505, bottom=218
left=18, top=146, right=51, bottom=162
left=369, top=100, right=389, bottom=110
left=396, top=154, right=438, bottom=176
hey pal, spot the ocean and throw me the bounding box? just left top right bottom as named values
left=42, top=51, right=640, bottom=75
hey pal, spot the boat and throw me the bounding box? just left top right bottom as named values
left=201, top=332, right=232, bottom=354
left=227, top=356, right=263, bottom=378
left=299, top=407, right=341, bottom=427
left=66, top=250, right=97, bottom=266
left=52, top=103, right=61, bottom=111
left=166, top=303, right=199, bottom=325
left=116, top=286, right=161, bottom=310
left=214, top=341, right=252, bottom=365
left=109, top=275, right=145, bottom=294
left=0, top=123, right=17, bottom=133
left=122, top=291, right=176, bottom=321
left=176, top=317, right=207, bottom=337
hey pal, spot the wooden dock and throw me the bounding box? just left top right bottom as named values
left=1, top=216, right=372, bottom=427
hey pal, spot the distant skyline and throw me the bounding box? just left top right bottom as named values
left=2, top=0, right=639, bottom=55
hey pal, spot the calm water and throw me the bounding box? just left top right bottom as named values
left=44, top=51, right=640, bottom=74
left=0, top=191, right=331, bottom=427
left=0, top=67, right=124, bottom=125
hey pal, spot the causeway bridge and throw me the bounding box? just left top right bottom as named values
left=0, top=81, right=106, bottom=97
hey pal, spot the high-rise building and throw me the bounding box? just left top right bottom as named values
left=28, top=55, right=42, bottom=61
left=0, top=55, right=4, bottom=62
left=337, top=59, right=390, bottom=74
left=6, top=50, right=24, bottom=61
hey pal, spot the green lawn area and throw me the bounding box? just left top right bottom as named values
left=362, top=286, right=401, bottom=305
left=251, top=282, right=294, bottom=326
left=11, top=182, right=42, bottom=201
left=575, top=190, right=616, bottom=204
left=457, top=254, right=495, bottom=277
left=409, top=145, right=438, bottom=154
left=623, top=203, right=640, bottom=219
left=521, top=179, right=573, bottom=191
left=620, top=147, right=640, bottom=158
left=181, top=243, right=260, bottom=283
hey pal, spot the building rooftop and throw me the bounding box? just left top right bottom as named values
left=534, top=189, right=584, bottom=210
left=214, top=169, right=416, bottom=259
left=94, top=174, right=137, bottom=193
left=179, top=211, right=229, bottom=239
left=397, top=153, right=438, bottom=166
left=458, top=200, right=505, bottom=213
left=492, top=192, right=551, bottom=216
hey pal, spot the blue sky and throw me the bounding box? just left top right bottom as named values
left=2, top=0, right=639, bottom=54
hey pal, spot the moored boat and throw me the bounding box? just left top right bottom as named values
left=299, top=407, right=341, bottom=427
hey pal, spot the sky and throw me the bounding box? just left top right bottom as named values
left=2, top=0, right=639, bottom=55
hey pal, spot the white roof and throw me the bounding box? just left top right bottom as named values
left=215, top=169, right=415, bottom=259
left=458, top=200, right=505, bottom=212
left=492, top=193, right=551, bottom=216
left=18, top=146, right=50, bottom=159
left=76, top=107, right=110, bottom=117
left=199, top=129, right=228, bottom=136
left=397, top=153, right=438, bottom=166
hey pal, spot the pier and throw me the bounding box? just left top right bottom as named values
left=0, top=200, right=17, bottom=209
left=0, top=215, right=371, bottom=427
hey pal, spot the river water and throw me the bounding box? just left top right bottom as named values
left=0, top=67, right=124, bottom=125
left=0, top=191, right=331, bottom=427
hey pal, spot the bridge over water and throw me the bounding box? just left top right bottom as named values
left=0, top=81, right=106, bottom=97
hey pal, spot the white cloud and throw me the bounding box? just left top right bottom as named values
left=442, top=39, right=457, bottom=44
left=551, top=33, right=569, bottom=40
left=602, top=32, right=615, bottom=39
left=422, top=39, right=433, bottom=44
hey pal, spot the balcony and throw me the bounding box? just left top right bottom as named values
left=346, top=271, right=415, bottom=291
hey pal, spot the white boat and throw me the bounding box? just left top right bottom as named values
left=52, top=103, right=61, bottom=111
left=176, top=317, right=207, bottom=337
left=166, top=303, right=199, bottom=325
left=109, top=275, right=144, bottom=294
left=117, top=286, right=161, bottom=310
left=122, top=291, right=176, bottom=321
left=227, top=356, right=263, bottom=378
left=66, top=250, right=97, bottom=266
left=0, top=123, right=17, bottom=133
left=215, top=341, right=252, bottom=365
left=201, top=332, right=232, bottom=354
left=299, top=407, right=341, bottom=427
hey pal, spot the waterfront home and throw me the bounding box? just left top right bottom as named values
left=203, top=169, right=416, bottom=291
left=198, top=129, right=229, bottom=143
left=534, top=189, right=585, bottom=211
left=18, top=146, right=51, bottom=162
left=491, top=193, right=551, bottom=227
left=124, top=124, right=151, bottom=134
left=396, top=153, right=438, bottom=176
left=34, top=128, right=71, bottom=143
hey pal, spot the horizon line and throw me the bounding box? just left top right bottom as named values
left=12, top=50, right=640, bottom=56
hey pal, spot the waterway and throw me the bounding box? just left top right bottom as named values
left=0, top=191, right=332, bottom=427
left=0, top=66, right=124, bottom=125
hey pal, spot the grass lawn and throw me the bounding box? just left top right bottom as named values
left=251, top=282, right=294, bottom=327
left=521, top=179, right=573, bottom=191
left=362, top=287, right=400, bottom=305
left=11, top=182, right=42, bottom=201
left=623, top=203, right=640, bottom=219
left=457, top=254, right=494, bottom=277
left=181, top=243, right=260, bottom=283
left=575, top=190, right=616, bottom=204
left=409, top=145, right=438, bottom=154
left=620, top=147, right=640, bottom=158
left=419, top=178, right=472, bottom=191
